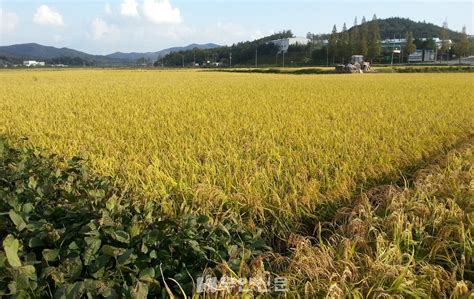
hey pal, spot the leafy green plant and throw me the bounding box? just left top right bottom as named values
left=0, top=137, right=271, bottom=298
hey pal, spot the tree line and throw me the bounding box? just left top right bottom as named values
left=328, top=15, right=381, bottom=64
left=156, top=31, right=293, bottom=68
left=157, top=18, right=473, bottom=67
left=327, top=16, right=471, bottom=64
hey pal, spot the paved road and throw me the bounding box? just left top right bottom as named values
left=446, top=56, right=474, bottom=65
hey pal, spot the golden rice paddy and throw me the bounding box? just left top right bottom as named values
left=1, top=70, right=473, bottom=227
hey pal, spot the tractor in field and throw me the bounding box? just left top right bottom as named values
left=335, top=55, right=373, bottom=74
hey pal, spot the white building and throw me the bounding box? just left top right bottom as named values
left=23, top=60, right=45, bottom=67
left=408, top=50, right=424, bottom=62
left=381, top=37, right=452, bottom=51
left=268, top=37, right=310, bottom=53
left=428, top=38, right=453, bottom=49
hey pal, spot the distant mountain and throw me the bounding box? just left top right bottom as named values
left=0, top=42, right=220, bottom=65
left=106, top=43, right=220, bottom=61
left=0, top=43, right=100, bottom=60
left=0, top=43, right=125, bottom=65
left=350, top=17, right=462, bottom=40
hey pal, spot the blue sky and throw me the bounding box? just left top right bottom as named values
left=1, top=0, right=472, bottom=54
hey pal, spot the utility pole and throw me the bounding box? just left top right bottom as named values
left=326, top=46, right=329, bottom=67
left=282, top=51, right=285, bottom=67
left=193, top=50, right=196, bottom=66
left=400, top=35, right=403, bottom=63
left=229, top=52, right=232, bottom=68
left=255, top=49, right=258, bottom=68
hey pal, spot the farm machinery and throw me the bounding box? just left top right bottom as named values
left=335, top=55, right=373, bottom=74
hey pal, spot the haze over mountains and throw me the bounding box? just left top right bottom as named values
left=106, top=43, right=220, bottom=61
left=0, top=43, right=220, bottom=64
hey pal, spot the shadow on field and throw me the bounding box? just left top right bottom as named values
left=299, top=132, right=474, bottom=234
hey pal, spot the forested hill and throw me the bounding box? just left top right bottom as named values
left=160, top=31, right=294, bottom=67
left=350, top=17, right=461, bottom=40
left=162, top=18, right=464, bottom=67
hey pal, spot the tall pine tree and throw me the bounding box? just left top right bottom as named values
left=338, top=23, right=350, bottom=63
left=350, top=17, right=359, bottom=56
left=329, top=25, right=338, bottom=64
left=358, top=16, right=369, bottom=57
left=440, top=20, right=450, bottom=62
left=404, top=32, right=416, bottom=62
left=367, top=14, right=381, bottom=62
left=454, top=25, right=469, bottom=63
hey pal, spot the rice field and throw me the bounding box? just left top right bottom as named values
left=1, top=69, right=473, bottom=296
left=1, top=70, right=473, bottom=227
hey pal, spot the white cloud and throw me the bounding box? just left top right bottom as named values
left=90, top=17, right=118, bottom=40
left=205, top=22, right=267, bottom=45
left=105, top=3, right=113, bottom=15
left=117, top=0, right=183, bottom=25
left=33, top=5, right=64, bottom=26
left=142, top=0, right=182, bottom=25
left=121, top=0, right=139, bottom=17
left=0, top=9, right=19, bottom=33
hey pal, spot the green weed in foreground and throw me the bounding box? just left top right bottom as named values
left=0, top=138, right=271, bottom=298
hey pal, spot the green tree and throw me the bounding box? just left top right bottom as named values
left=350, top=17, right=360, bottom=55
left=454, top=25, right=469, bottom=64
left=329, top=24, right=338, bottom=64
left=358, top=16, right=369, bottom=57
left=367, top=14, right=381, bottom=62
left=423, top=38, right=437, bottom=51
left=404, top=32, right=416, bottom=62
left=470, top=39, right=474, bottom=56
left=338, top=23, right=350, bottom=63
left=440, top=20, right=450, bottom=62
